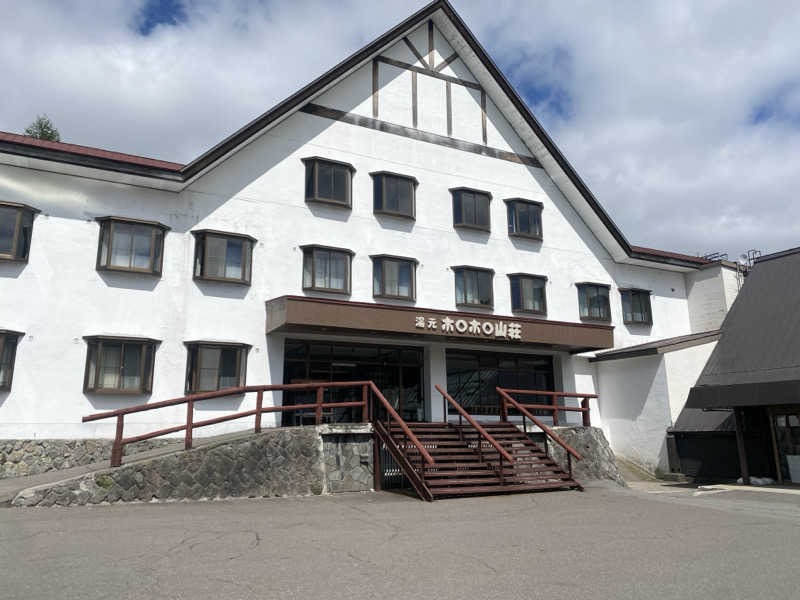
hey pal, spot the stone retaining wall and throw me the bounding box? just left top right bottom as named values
left=12, top=425, right=374, bottom=507
left=0, top=439, right=176, bottom=480
left=545, top=426, right=626, bottom=486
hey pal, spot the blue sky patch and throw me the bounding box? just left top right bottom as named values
left=136, top=0, right=188, bottom=36
left=749, top=82, right=800, bottom=127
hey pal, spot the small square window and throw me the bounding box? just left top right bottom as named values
left=372, top=255, right=416, bottom=300
left=454, top=266, right=494, bottom=308
left=83, top=336, right=158, bottom=394
left=451, top=188, right=491, bottom=231
left=185, top=342, right=249, bottom=393
left=301, top=245, right=353, bottom=294
left=577, top=283, right=611, bottom=322
left=371, top=172, right=417, bottom=219
left=0, top=330, right=23, bottom=391
left=0, top=202, right=39, bottom=263
left=621, top=289, right=653, bottom=324
left=505, top=198, right=543, bottom=239
left=192, top=230, right=255, bottom=285
left=303, top=157, right=355, bottom=207
left=96, top=217, right=168, bottom=275
left=509, top=274, right=547, bottom=315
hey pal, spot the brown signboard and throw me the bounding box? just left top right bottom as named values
left=266, top=296, right=614, bottom=352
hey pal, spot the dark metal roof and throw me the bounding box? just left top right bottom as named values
left=687, top=248, right=800, bottom=408
left=670, top=408, right=735, bottom=433
left=590, top=330, right=719, bottom=363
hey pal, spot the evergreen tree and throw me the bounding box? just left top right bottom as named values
left=24, top=114, right=61, bottom=142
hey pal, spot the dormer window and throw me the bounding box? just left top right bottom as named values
left=451, top=187, right=491, bottom=231
left=371, top=172, right=416, bottom=219
left=192, top=230, right=255, bottom=285
left=505, top=198, right=542, bottom=240
left=303, top=157, right=355, bottom=207
left=0, top=202, right=39, bottom=263
left=96, top=217, right=168, bottom=275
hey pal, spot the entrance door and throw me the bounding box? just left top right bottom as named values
left=282, top=340, right=425, bottom=423
left=445, top=350, right=554, bottom=417
left=772, top=408, right=800, bottom=483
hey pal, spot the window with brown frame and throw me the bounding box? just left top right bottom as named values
left=303, top=157, right=355, bottom=207
left=621, top=288, right=653, bottom=324
left=505, top=198, right=543, bottom=240
left=83, top=336, right=157, bottom=394
left=0, top=202, right=39, bottom=262
left=96, top=217, right=168, bottom=275
left=185, top=342, right=249, bottom=393
left=454, top=266, right=494, bottom=308
left=371, top=255, right=416, bottom=300
left=192, top=230, right=255, bottom=285
left=509, top=274, right=547, bottom=315
left=302, top=245, right=353, bottom=294
left=577, top=283, right=611, bottom=322
left=451, top=187, right=491, bottom=231
left=371, top=171, right=416, bottom=219
left=0, top=330, right=23, bottom=391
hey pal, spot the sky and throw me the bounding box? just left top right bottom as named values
left=2, top=0, right=800, bottom=260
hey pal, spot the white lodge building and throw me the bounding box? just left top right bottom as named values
left=0, top=1, right=738, bottom=476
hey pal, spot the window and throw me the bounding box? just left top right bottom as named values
left=509, top=274, right=547, bottom=315
left=577, top=283, right=611, bottom=322
left=192, top=230, right=255, bottom=285
left=621, top=289, right=652, bottom=324
left=303, top=157, right=355, bottom=207
left=371, top=171, right=416, bottom=219
left=83, top=336, right=157, bottom=394
left=372, top=255, right=417, bottom=300
left=96, top=217, right=168, bottom=275
left=454, top=266, right=494, bottom=308
left=185, top=342, right=249, bottom=393
left=302, top=245, right=353, bottom=294
left=451, top=187, right=491, bottom=231
left=505, top=198, right=543, bottom=239
left=0, top=330, right=23, bottom=391
left=0, top=202, right=39, bottom=262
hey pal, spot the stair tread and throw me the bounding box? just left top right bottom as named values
left=431, top=481, right=577, bottom=496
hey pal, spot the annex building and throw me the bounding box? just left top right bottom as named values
left=0, top=0, right=740, bottom=487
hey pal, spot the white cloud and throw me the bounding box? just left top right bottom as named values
left=1, top=0, right=799, bottom=258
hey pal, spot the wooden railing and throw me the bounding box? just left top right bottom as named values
left=83, top=380, right=432, bottom=469
left=496, top=387, right=585, bottom=479
left=497, top=388, right=595, bottom=426
left=435, top=384, right=513, bottom=484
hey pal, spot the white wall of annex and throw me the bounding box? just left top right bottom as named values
left=595, top=355, right=671, bottom=474
left=663, top=341, right=716, bottom=424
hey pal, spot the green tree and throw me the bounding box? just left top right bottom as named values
left=24, top=114, right=61, bottom=142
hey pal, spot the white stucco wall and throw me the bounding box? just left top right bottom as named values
left=0, top=22, right=701, bottom=439
left=663, top=341, right=717, bottom=424
left=596, top=355, right=671, bottom=473
left=685, top=264, right=739, bottom=333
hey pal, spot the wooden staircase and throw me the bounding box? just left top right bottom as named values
left=387, top=422, right=581, bottom=499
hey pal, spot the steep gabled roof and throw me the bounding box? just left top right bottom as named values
left=0, top=0, right=707, bottom=269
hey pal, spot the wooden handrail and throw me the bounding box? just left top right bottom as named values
left=515, top=404, right=589, bottom=413
left=499, top=389, right=597, bottom=399
left=435, top=385, right=513, bottom=463
left=84, top=381, right=377, bottom=467
left=497, top=388, right=583, bottom=461
left=83, top=381, right=374, bottom=422
left=369, top=381, right=434, bottom=466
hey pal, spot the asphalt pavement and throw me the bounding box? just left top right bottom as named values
left=1, top=482, right=799, bottom=600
